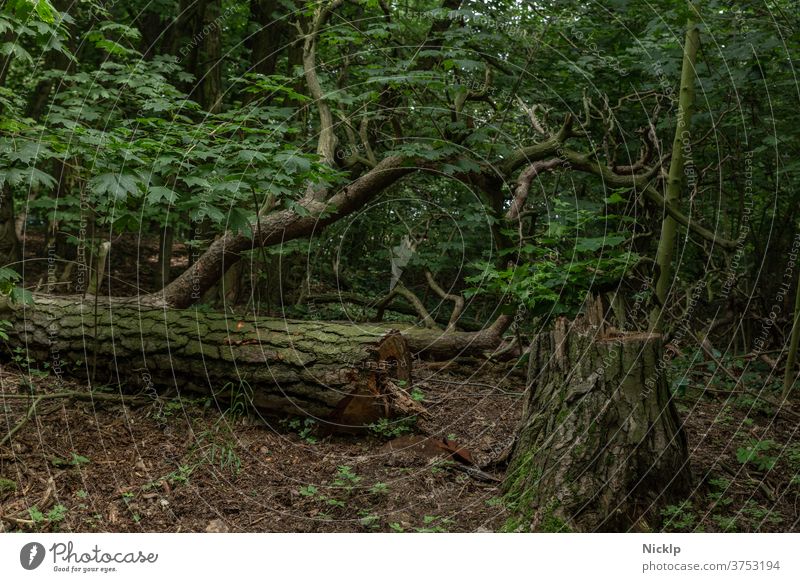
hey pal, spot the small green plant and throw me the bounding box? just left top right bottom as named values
left=358, top=511, right=380, bottom=529
left=661, top=501, right=696, bottom=532
left=165, top=465, right=193, bottom=486
left=414, top=515, right=452, bottom=533
left=733, top=394, right=774, bottom=416
left=226, top=380, right=253, bottom=419
left=50, top=453, right=91, bottom=468
left=368, top=416, right=416, bottom=438
left=707, top=477, right=734, bottom=507
left=713, top=406, right=734, bottom=427
left=298, top=419, right=318, bottom=444
left=369, top=482, right=388, bottom=495
left=48, top=504, right=68, bottom=524
left=76, top=489, right=88, bottom=499
left=712, top=514, right=738, bottom=532
left=280, top=416, right=318, bottom=444
left=28, top=504, right=68, bottom=530
left=28, top=506, right=45, bottom=525
left=389, top=522, right=404, bottom=532
left=0, top=267, right=32, bottom=306
left=190, top=418, right=243, bottom=477
left=0, top=319, right=11, bottom=341
left=736, top=439, right=778, bottom=471
left=333, top=465, right=361, bottom=490
left=786, top=445, right=800, bottom=471
left=298, top=483, right=346, bottom=510
left=299, top=485, right=319, bottom=497
left=741, top=500, right=783, bottom=527
left=298, top=467, right=363, bottom=513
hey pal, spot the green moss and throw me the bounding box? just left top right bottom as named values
left=501, top=448, right=542, bottom=532
left=539, top=505, right=572, bottom=533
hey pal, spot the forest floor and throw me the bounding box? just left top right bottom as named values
left=1, top=233, right=799, bottom=532
left=1, top=357, right=798, bottom=533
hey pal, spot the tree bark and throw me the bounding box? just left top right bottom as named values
left=0, top=296, right=412, bottom=431
left=503, top=317, right=691, bottom=532
left=0, top=187, right=21, bottom=268
left=651, top=9, right=700, bottom=330
left=249, top=0, right=283, bottom=77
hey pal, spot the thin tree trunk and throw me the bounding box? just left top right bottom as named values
left=783, top=260, right=800, bottom=399
left=156, top=225, right=174, bottom=289
left=651, top=7, right=700, bottom=331
left=199, top=0, right=223, bottom=113
left=249, top=0, right=283, bottom=77
left=0, top=187, right=21, bottom=268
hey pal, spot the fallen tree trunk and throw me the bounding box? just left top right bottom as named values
left=0, top=296, right=412, bottom=430
left=503, top=316, right=691, bottom=532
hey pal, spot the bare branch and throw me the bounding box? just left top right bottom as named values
left=425, top=270, right=465, bottom=331
left=496, top=114, right=574, bottom=176
left=300, top=0, right=344, bottom=166
left=508, top=158, right=562, bottom=223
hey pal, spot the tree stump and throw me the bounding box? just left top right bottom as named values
left=0, top=296, right=412, bottom=430
left=503, top=317, right=691, bottom=532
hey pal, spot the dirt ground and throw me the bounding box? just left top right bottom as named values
left=0, top=360, right=525, bottom=533
left=1, top=356, right=798, bottom=533
left=2, top=233, right=799, bottom=532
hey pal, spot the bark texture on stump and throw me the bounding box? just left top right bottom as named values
left=503, top=318, right=691, bottom=532
left=0, top=296, right=411, bottom=430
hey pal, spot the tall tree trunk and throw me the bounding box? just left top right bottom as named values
left=0, top=187, right=20, bottom=268
left=503, top=316, right=691, bottom=532
left=198, top=0, right=223, bottom=113
left=249, top=0, right=283, bottom=77
left=171, top=0, right=223, bottom=112
left=783, top=254, right=800, bottom=399
left=156, top=225, right=174, bottom=289
left=651, top=7, right=700, bottom=331
left=0, top=296, right=413, bottom=430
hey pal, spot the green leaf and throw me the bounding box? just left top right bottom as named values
left=33, top=0, right=55, bottom=23
left=89, top=173, right=140, bottom=200
left=574, top=236, right=626, bottom=252
left=147, top=186, right=178, bottom=204
left=605, top=192, right=626, bottom=204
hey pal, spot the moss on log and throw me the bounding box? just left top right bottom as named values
left=0, top=296, right=411, bottom=430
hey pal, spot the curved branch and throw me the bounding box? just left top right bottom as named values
left=300, top=0, right=344, bottom=166
left=373, top=283, right=438, bottom=329
left=557, top=148, right=736, bottom=250
left=507, top=158, right=562, bottom=223
left=424, top=270, right=465, bottom=331
left=642, top=184, right=736, bottom=250
left=496, top=114, right=574, bottom=176
left=158, top=156, right=414, bottom=308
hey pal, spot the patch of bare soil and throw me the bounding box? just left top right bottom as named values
left=1, top=358, right=798, bottom=533
left=0, top=360, right=523, bottom=533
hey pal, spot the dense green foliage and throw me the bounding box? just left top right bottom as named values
left=0, top=0, right=797, bottom=342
